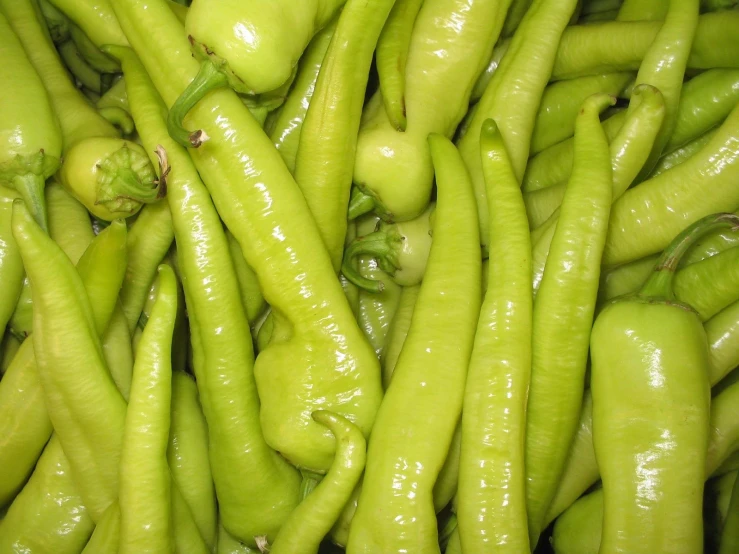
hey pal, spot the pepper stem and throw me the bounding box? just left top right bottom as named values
left=167, top=60, right=228, bottom=148
left=12, top=173, right=48, bottom=233
left=347, top=187, right=376, bottom=220
left=96, top=143, right=162, bottom=213
left=341, top=232, right=397, bottom=293
left=640, top=213, right=739, bottom=300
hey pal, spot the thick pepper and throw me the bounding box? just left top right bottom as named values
left=347, top=134, right=481, bottom=553
left=111, top=0, right=383, bottom=473
left=112, top=44, right=302, bottom=545
left=0, top=10, right=61, bottom=231
left=167, top=0, right=346, bottom=145
left=457, top=120, right=532, bottom=552
left=590, top=215, right=733, bottom=554
left=457, top=0, right=579, bottom=254
left=524, top=94, right=613, bottom=547
left=349, top=0, right=511, bottom=225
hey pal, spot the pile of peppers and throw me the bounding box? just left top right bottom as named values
left=2, top=0, right=739, bottom=552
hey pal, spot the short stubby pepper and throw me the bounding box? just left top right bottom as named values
left=167, top=0, right=346, bottom=146
left=591, top=214, right=739, bottom=554
left=0, top=11, right=62, bottom=232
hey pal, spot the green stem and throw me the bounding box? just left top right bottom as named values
left=347, top=187, right=376, bottom=220
left=167, top=60, right=228, bottom=148
left=341, top=232, right=396, bottom=293
left=640, top=213, right=739, bottom=299
left=12, top=173, right=47, bottom=233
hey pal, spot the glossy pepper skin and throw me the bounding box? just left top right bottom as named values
left=591, top=217, right=734, bottom=554
left=347, top=134, right=481, bottom=554
left=457, top=0, right=578, bottom=255
left=457, top=120, right=532, bottom=552
left=119, top=265, right=177, bottom=554
left=112, top=44, right=302, bottom=545
left=524, top=94, right=614, bottom=546
left=0, top=10, right=62, bottom=231
left=112, top=0, right=383, bottom=473
left=166, top=0, right=346, bottom=146
left=292, top=0, right=396, bottom=270
left=350, top=0, right=510, bottom=225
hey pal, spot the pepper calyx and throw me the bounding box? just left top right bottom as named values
left=95, top=143, right=162, bottom=215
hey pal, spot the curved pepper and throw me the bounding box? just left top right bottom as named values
left=264, top=20, right=336, bottom=174
left=457, top=0, right=579, bottom=254
left=270, top=411, right=366, bottom=554
left=342, top=203, right=434, bottom=291
left=293, top=0, right=395, bottom=269
left=112, top=44, right=302, bottom=545
left=0, top=11, right=62, bottom=231
left=167, top=0, right=345, bottom=146
left=47, top=0, right=128, bottom=48
left=111, top=0, right=383, bottom=474
left=347, top=134, right=481, bottom=553
left=524, top=94, right=613, bottom=546
left=351, top=0, right=510, bottom=225
left=457, top=120, right=532, bottom=552
left=119, top=265, right=177, bottom=553
left=59, top=137, right=163, bottom=221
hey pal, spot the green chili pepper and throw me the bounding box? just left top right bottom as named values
left=526, top=85, right=664, bottom=236
left=552, top=12, right=739, bottom=80
left=603, top=100, right=739, bottom=266
left=102, top=303, right=134, bottom=399
left=343, top=202, right=434, bottom=291
left=347, top=134, right=481, bottom=553
left=501, top=0, right=534, bottom=37
left=591, top=216, right=736, bottom=554
left=531, top=72, right=634, bottom=154
left=0, top=438, right=94, bottom=553
left=457, top=0, right=578, bottom=254
left=97, top=76, right=129, bottom=112
left=264, top=20, right=336, bottom=174
left=59, top=137, right=163, bottom=221
left=120, top=201, right=174, bottom=333
left=375, top=0, right=424, bottom=131
left=0, top=333, right=22, bottom=374
left=0, top=190, right=24, bottom=336
left=58, top=39, right=103, bottom=92
left=166, top=0, right=345, bottom=145
left=82, top=502, right=120, bottom=553
left=524, top=93, right=614, bottom=546
left=707, top=300, right=739, bottom=384
left=350, top=0, right=510, bottom=225
left=674, top=245, right=739, bottom=320
left=112, top=0, right=383, bottom=473
left=46, top=0, right=128, bottom=48
left=217, top=523, right=259, bottom=554
left=617, top=0, right=667, bottom=19
left=293, top=0, right=395, bottom=270
left=457, top=119, right=532, bottom=552
left=553, top=367, right=739, bottom=554
left=168, top=370, right=218, bottom=550
left=434, top=423, right=462, bottom=513
left=119, top=264, right=177, bottom=554
left=0, top=11, right=62, bottom=231
left=719, top=470, right=739, bottom=554
left=270, top=411, right=366, bottom=554
left=226, top=230, right=267, bottom=327
left=380, top=283, right=420, bottom=388
left=329, top=483, right=362, bottom=547
left=0, top=0, right=119, bottom=151
left=112, top=44, right=302, bottom=544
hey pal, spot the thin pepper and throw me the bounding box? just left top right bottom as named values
left=380, top=284, right=420, bottom=388
left=112, top=44, right=302, bottom=545
left=347, top=134, right=481, bottom=553
left=524, top=93, right=613, bottom=546
left=119, top=264, right=177, bottom=554
left=292, top=0, right=395, bottom=270
left=270, top=411, right=366, bottom=554
left=0, top=10, right=62, bottom=231
left=457, top=0, right=579, bottom=254
left=674, top=245, right=739, bottom=320
left=226, top=230, right=267, bottom=327
left=111, top=0, right=383, bottom=473
left=457, top=119, right=532, bottom=552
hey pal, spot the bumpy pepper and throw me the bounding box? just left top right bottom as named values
left=166, top=0, right=346, bottom=146
left=111, top=0, right=383, bottom=473
left=0, top=10, right=62, bottom=231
